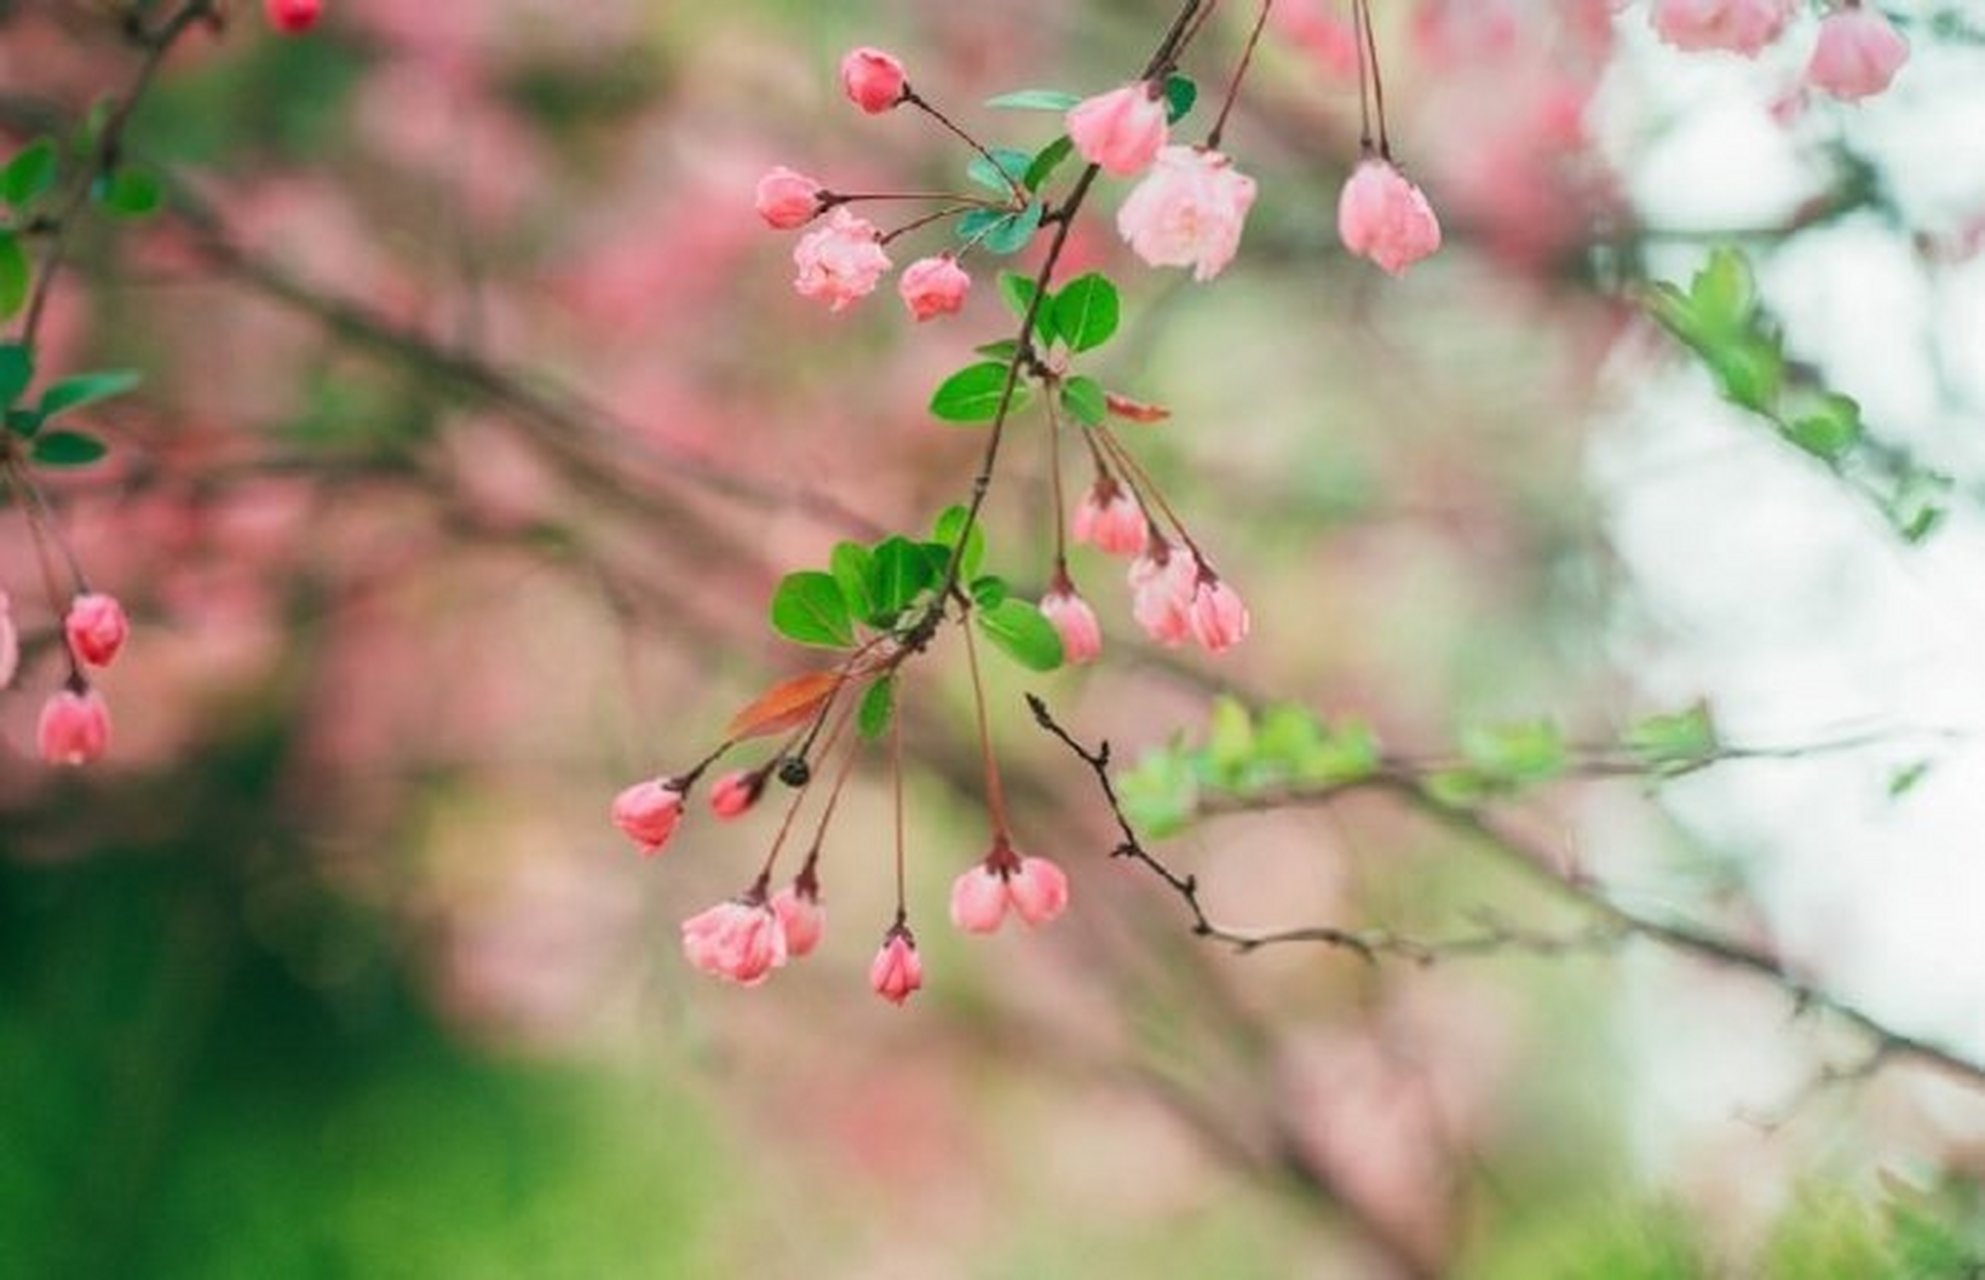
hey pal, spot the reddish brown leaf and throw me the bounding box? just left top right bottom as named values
left=1105, top=391, right=1171, bottom=424
left=725, top=671, right=843, bottom=741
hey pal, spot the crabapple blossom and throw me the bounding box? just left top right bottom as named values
left=264, top=0, right=321, bottom=34
left=708, top=770, right=761, bottom=819
left=1808, top=7, right=1909, bottom=102
left=771, top=880, right=826, bottom=958
left=65, top=592, right=129, bottom=668
left=1129, top=541, right=1198, bottom=646
left=681, top=898, right=788, bottom=986
left=1040, top=585, right=1103, bottom=665
left=898, top=254, right=971, bottom=322
left=793, top=208, right=892, bottom=312
left=0, top=590, right=16, bottom=690
left=840, top=47, right=907, bottom=114
left=869, top=928, right=923, bottom=1005
left=1649, top=0, right=1793, bottom=57
left=1005, top=856, right=1070, bottom=927
left=611, top=778, right=684, bottom=854
left=37, top=687, right=111, bottom=766
left=755, top=166, right=824, bottom=230
left=1066, top=83, right=1169, bottom=177
left=1116, top=145, right=1258, bottom=282
left=1187, top=576, right=1251, bottom=653
left=950, top=845, right=1072, bottom=933
left=949, top=864, right=1009, bottom=934
left=1072, top=479, right=1147, bottom=556
left=1338, top=159, right=1443, bottom=277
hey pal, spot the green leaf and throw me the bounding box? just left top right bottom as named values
left=984, top=89, right=1082, bottom=112
left=1023, top=135, right=1075, bottom=192
left=1302, top=718, right=1382, bottom=784
left=1888, top=760, right=1932, bottom=799
left=868, top=535, right=937, bottom=622
left=2, top=139, right=56, bottom=207
left=1119, top=744, right=1200, bottom=839
left=1205, top=697, right=1255, bottom=784
left=929, top=361, right=1020, bottom=423
left=977, top=597, right=1065, bottom=671
left=930, top=504, right=986, bottom=579
left=857, top=676, right=897, bottom=741
left=770, top=571, right=855, bottom=648
left=30, top=429, right=106, bottom=467
left=0, top=341, right=32, bottom=408
left=830, top=541, right=878, bottom=625
left=969, top=574, right=1009, bottom=609
left=1703, top=337, right=1782, bottom=414
left=957, top=201, right=1044, bottom=256
left=1691, top=247, right=1757, bottom=334
left=967, top=147, right=1033, bottom=195
left=100, top=166, right=163, bottom=217
left=1060, top=375, right=1106, bottom=426
left=38, top=368, right=141, bottom=420
left=0, top=230, right=27, bottom=321
left=1051, top=272, right=1120, bottom=352
left=6, top=407, right=41, bottom=438
left=1783, top=393, right=1862, bottom=463
left=1424, top=768, right=1491, bottom=809
left=997, top=271, right=1039, bottom=321
left=1624, top=703, right=1718, bottom=771
left=1460, top=719, right=1568, bottom=786
left=974, top=339, right=1021, bottom=360
left=1162, top=74, right=1197, bottom=124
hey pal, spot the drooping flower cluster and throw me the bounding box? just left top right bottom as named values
left=1648, top=0, right=1910, bottom=103
left=4, top=583, right=128, bottom=767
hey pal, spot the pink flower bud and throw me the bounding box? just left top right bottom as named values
left=793, top=208, right=892, bottom=312
left=869, top=928, right=923, bottom=1005
left=1072, top=480, right=1147, bottom=557
left=264, top=0, right=322, bottom=33
left=708, top=770, right=761, bottom=819
left=1129, top=543, right=1196, bottom=646
left=771, top=880, right=826, bottom=958
left=1116, top=145, right=1257, bottom=282
left=681, top=898, right=789, bottom=986
left=65, top=592, right=129, bottom=668
left=755, top=166, right=825, bottom=230
left=840, top=47, right=907, bottom=114
left=1187, top=576, right=1251, bottom=654
left=0, top=590, right=17, bottom=691
left=898, top=254, right=972, bottom=322
left=1649, top=0, right=1792, bottom=57
left=37, top=687, right=111, bottom=766
left=1808, top=8, right=1908, bottom=102
left=1007, top=856, right=1070, bottom=927
left=1040, top=587, right=1102, bottom=665
left=610, top=778, right=683, bottom=854
left=949, top=864, right=1010, bottom=934
left=1337, top=159, right=1443, bottom=277
left=1066, top=83, right=1169, bottom=177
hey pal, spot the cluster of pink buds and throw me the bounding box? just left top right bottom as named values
left=3, top=587, right=127, bottom=767
left=264, top=0, right=322, bottom=35
left=1649, top=0, right=1909, bottom=103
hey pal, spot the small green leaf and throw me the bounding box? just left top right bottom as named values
left=967, top=147, right=1034, bottom=195
left=38, top=368, right=141, bottom=420
left=997, top=271, right=1039, bottom=321
left=1023, top=135, right=1075, bottom=192
left=857, top=676, right=897, bottom=741
left=6, top=407, right=41, bottom=438
left=100, top=166, right=162, bottom=217
left=930, top=504, right=986, bottom=579
left=1424, top=768, right=1491, bottom=809
left=1691, top=247, right=1757, bottom=334
left=1888, top=760, right=1932, bottom=799
left=0, top=342, right=32, bottom=408
left=1624, top=703, right=1718, bottom=771
left=969, top=574, right=1009, bottom=609
left=0, top=231, right=27, bottom=321
left=1205, top=697, right=1255, bottom=784
left=1060, top=375, right=1106, bottom=426
left=1162, top=74, right=1197, bottom=124
left=929, top=361, right=1021, bottom=423
left=2, top=139, right=56, bottom=207
left=1051, top=272, right=1120, bottom=352
left=957, top=201, right=1044, bottom=256
left=1119, top=744, right=1199, bottom=839
left=868, top=535, right=937, bottom=622
left=1783, top=393, right=1862, bottom=463
left=30, top=429, right=106, bottom=467
left=1460, top=719, right=1567, bottom=786
left=770, top=571, right=855, bottom=648
left=1303, top=718, right=1382, bottom=784
left=984, top=89, right=1082, bottom=112
left=830, top=541, right=878, bottom=625
left=977, top=597, right=1065, bottom=671
left=974, top=339, right=1021, bottom=360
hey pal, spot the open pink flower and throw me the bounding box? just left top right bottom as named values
left=1040, top=586, right=1102, bottom=665
left=869, top=927, right=923, bottom=1005
left=611, top=778, right=683, bottom=854
left=265, top=0, right=321, bottom=33
left=65, top=592, right=129, bottom=667
left=1188, top=576, right=1251, bottom=653
left=755, top=166, right=824, bottom=230
left=1129, top=541, right=1197, bottom=646
left=1808, top=7, right=1908, bottom=101
left=1649, top=0, right=1793, bottom=57
left=949, top=844, right=1071, bottom=933
left=38, top=687, right=111, bottom=766
left=708, top=770, right=762, bottom=819
left=1067, top=83, right=1169, bottom=177
left=681, top=898, right=788, bottom=986
left=0, top=590, right=17, bottom=690
left=840, top=47, right=907, bottom=114
left=771, top=879, right=826, bottom=958
left=898, top=254, right=971, bottom=321
left=1116, top=145, right=1258, bottom=282
left=793, top=208, right=891, bottom=312
left=1072, top=477, right=1146, bottom=556
left=949, top=864, right=1009, bottom=934
left=1338, top=158, right=1442, bottom=276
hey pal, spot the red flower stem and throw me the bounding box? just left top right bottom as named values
left=1206, top=0, right=1277, bottom=151
left=959, top=613, right=1011, bottom=840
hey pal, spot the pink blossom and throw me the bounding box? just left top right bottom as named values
left=1274, top=0, right=1362, bottom=80
left=793, top=208, right=891, bottom=312
left=898, top=254, right=971, bottom=321
left=950, top=845, right=1072, bottom=933
left=1006, top=857, right=1070, bottom=927
left=1066, top=83, right=1169, bottom=177
left=1808, top=7, right=1908, bottom=102
left=38, top=687, right=111, bottom=766
left=1116, top=145, right=1258, bottom=282
left=755, top=166, right=824, bottom=230
left=1338, top=158, right=1443, bottom=276
left=265, top=0, right=321, bottom=33
left=840, top=47, right=907, bottom=114
left=1188, top=577, right=1251, bottom=653
left=869, top=928, right=923, bottom=1005
left=1040, top=587, right=1102, bottom=665
left=708, top=770, right=760, bottom=819
left=65, top=592, right=129, bottom=668
left=681, top=898, right=788, bottom=986
left=610, top=778, right=683, bottom=854
left=771, top=880, right=826, bottom=958
left=1129, top=542, right=1197, bottom=646
left=0, top=590, right=16, bottom=690
left=1072, top=478, right=1147, bottom=556
left=1649, top=0, right=1793, bottom=57
left=949, top=865, right=1010, bottom=934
